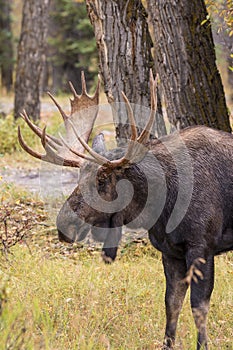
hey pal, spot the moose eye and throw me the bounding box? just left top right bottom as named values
left=97, top=180, right=106, bottom=192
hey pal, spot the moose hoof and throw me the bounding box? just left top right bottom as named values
left=101, top=251, right=114, bottom=264
left=162, top=336, right=174, bottom=349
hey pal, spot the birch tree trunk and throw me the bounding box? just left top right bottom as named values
left=147, top=0, right=231, bottom=132
left=14, top=0, right=50, bottom=121
left=86, top=0, right=166, bottom=144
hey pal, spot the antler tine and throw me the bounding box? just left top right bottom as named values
left=93, top=74, right=101, bottom=100
left=69, top=81, right=78, bottom=98
left=41, top=126, right=48, bottom=148
left=68, top=119, right=111, bottom=166
left=37, top=126, right=61, bottom=152
left=47, top=91, right=68, bottom=121
left=41, top=128, right=82, bottom=166
left=18, top=126, right=44, bottom=161
left=102, top=91, right=139, bottom=168
left=81, top=70, right=88, bottom=95
left=59, top=132, right=100, bottom=164
left=18, top=126, right=83, bottom=168
left=137, top=69, right=158, bottom=145
left=95, top=92, right=140, bottom=169
left=20, top=110, right=63, bottom=146
left=121, top=91, right=138, bottom=141
left=20, top=109, right=41, bottom=134
left=69, top=72, right=101, bottom=101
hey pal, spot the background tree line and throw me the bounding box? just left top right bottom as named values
left=0, top=0, right=232, bottom=136
left=0, top=0, right=97, bottom=95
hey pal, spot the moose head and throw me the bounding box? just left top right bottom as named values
left=18, top=71, right=158, bottom=262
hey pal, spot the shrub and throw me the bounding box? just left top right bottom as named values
left=0, top=115, right=38, bottom=155
left=0, top=113, right=62, bottom=155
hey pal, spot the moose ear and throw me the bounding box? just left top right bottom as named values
left=91, top=133, right=107, bottom=154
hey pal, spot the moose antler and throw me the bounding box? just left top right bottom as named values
left=106, top=69, right=158, bottom=167
left=18, top=70, right=158, bottom=168
left=48, top=71, right=101, bottom=148
left=18, top=71, right=101, bottom=167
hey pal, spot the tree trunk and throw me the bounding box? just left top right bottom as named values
left=147, top=0, right=231, bottom=132
left=211, top=9, right=233, bottom=105
left=14, top=0, right=51, bottom=120
left=0, top=0, right=13, bottom=92
left=86, top=0, right=166, bottom=144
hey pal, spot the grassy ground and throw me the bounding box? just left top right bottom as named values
left=0, top=239, right=232, bottom=350
left=0, top=184, right=233, bottom=350
left=0, top=103, right=233, bottom=349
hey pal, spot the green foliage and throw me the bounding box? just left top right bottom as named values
left=48, top=0, right=97, bottom=73
left=0, top=273, right=8, bottom=317
left=0, top=115, right=38, bottom=154
left=0, top=29, right=13, bottom=70
left=0, top=0, right=14, bottom=90
left=0, top=115, right=23, bottom=154
left=0, top=112, right=62, bottom=155
left=205, top=0, right=233, bottom=73
left=205, top=0, right=233, bottom=36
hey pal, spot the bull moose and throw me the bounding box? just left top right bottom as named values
left=18, top=71, right=233, bottom=349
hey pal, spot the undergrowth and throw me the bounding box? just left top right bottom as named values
left=0, top=113, right=62, bottom=155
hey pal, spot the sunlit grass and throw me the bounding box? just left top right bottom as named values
left=0, top=173, right=232, bottom=350
left=0, top=242, right=232, bottom=350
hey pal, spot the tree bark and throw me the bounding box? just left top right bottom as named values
left=0, top=0, right=13, bottom=92
left=147, top=0, right=231, bottom=132
left=211, top=9, right=233, bottom=105
left=14, top=0, right=51, bottom=120
left=86, top=0, right=166, bottom=144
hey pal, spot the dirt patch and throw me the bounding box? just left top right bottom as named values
left=0, top=165, right=79, bottom=197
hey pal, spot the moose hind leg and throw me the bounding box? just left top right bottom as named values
left=162, top=255, right=188, bottom=349
left=186, top=253, right=215, bottom=350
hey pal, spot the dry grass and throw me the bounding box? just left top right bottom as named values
left=0, top=158, right=233, bottom=350
left=0, top=233, right=232, bottom=350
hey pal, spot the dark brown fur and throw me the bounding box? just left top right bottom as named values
left=57, top=126, right=233, bottom=349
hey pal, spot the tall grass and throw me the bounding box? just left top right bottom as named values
left=0, top=243, right=232, bottom=350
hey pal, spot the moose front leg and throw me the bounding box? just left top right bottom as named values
left=162, top=254, right=188, bottom=349
left=186, top=252, right=215, bottom=350
left=102, top=226, right=122, bottom=263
